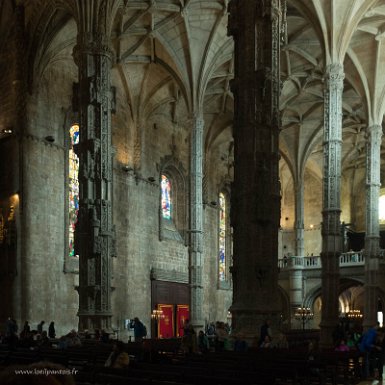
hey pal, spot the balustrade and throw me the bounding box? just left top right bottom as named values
left=278, top=249, right=374, bottom=271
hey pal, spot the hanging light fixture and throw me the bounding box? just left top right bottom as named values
left=151, top=309, right=165, bottom=321
left=294, top=307, right=314, bottom=330
left=347, top=309, right=363, bottom=319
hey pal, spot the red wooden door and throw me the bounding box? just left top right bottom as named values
left=158, top=304, right=174, bottom=338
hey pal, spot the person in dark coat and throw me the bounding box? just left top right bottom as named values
left=37, top=320, right=45, bottom=334
left=131, top=317, right=146, bottom=342
left=48, top=322, right=56, bottom=339
left=259, top=320, right=271, bottom=345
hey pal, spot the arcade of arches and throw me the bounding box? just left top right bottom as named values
left=2, top=0, right=385, bottom=347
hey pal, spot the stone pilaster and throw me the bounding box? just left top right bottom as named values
left=189, top=114, right=204, bottom=330
left=363, top=124, right=382, bottom=329
left=294, top=182, right=304, bottom=257
left=228, top=0, right=283, bottom=337
left=73, top=2, right=116, bottom=332
left=320, top=63, right=344, bottom=348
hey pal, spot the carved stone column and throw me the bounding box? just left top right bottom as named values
left=228, top=0, right=283, bottom=337
left=14, top=4, right=28, bottom=324
left=189, top=114, right=204, bottom=330
left=288, top=262, right=304, bottom=325
left=320, top=63, right=344, bottom=347
left=294, top=181, right=305, bottom=257
left=73, top=5, right=116, bottom=331
left=363, top=124, right=382, bottom=329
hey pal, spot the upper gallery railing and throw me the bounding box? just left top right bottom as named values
left=278, top=249, right=385, bottom=270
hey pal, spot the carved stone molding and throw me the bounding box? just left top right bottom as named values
left=150, top=267, right=188, bottom=284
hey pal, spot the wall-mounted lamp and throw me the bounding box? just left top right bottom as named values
left=45, top=135, right=55, bottom=143
left=123, top=165, right=133, bottom=172
left=2, top=128, right=13, bottom=134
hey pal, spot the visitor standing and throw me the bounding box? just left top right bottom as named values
left=359, top=322, right=379, bottom=379
left=132, top=317, right=147, bottom=342
left=48, top=321, right=56, bottom=339
left=37, top=320, right=45, bottom=334
left=259, top=320, right=271, bottom=345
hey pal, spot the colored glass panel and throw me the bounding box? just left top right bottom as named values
left=69, top=124, right=79, bottom=257
left=219, top=192, right=226, bottom=281
left=380, top=195, right=385, bottom=224
left=161, top=175, right=172, bottom=220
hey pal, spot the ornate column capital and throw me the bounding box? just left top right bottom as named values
left=367, top=124, right=383, bottom=144
left=73, top=35, right=114, bottom=64
left=324, top=63, right=344, bottom=91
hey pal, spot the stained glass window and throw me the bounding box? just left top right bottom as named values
left=219, top=192, right=226, bottom=281
left=161, top=175, right=172, bottom=220
left=380, top=193, right=385, bottom=224
left=161, top=175, right=172, bottom=219
left=69, top=124, right=79, bottom=257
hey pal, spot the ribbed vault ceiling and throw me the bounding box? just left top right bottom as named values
left=5, top=0, right=385, bottom=193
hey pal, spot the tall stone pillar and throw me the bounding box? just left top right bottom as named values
left=189, top=114, right=204, bottom=330
left=228, top=0, right=283, bottom=337
left=73, top=3, right=116, bottom=332
left=320, top=63, right=344, bottom=347
left=363, top=124, right=382, bottom=329
left=289, top=181, right=304, bottom=323
left=294, top=181, right=305, bottom=257
left=11, top=4, right=27, bottom=325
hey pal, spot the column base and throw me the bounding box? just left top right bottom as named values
left=230, top=306, right=281, bottom=346
left=78, top=312, right=112, bottom=333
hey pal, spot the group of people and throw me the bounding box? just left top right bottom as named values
left=183, top=319, right=249, bottom=354
left=1, top=317, right=102, bottom=350
left=2, top=318, right=57, bottom=349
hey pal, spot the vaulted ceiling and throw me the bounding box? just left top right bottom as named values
left=3, top=0, right=385, bottom=195
left=281, top=0, right=385, bottom=188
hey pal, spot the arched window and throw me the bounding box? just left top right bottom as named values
left=219, top=192, right=226, bottom=282
left=158, top=160, right=186, bottom=243
left=161, top=174, right=172, bottom=220
left=68, top=123, right=79, bottom=257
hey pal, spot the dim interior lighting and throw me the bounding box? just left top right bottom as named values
left=310, top=224, right=314, bottom=229
left=2, top=128, right=13, bottom=134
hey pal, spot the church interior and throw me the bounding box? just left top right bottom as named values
left=1, top=0, right=385, bottom=361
